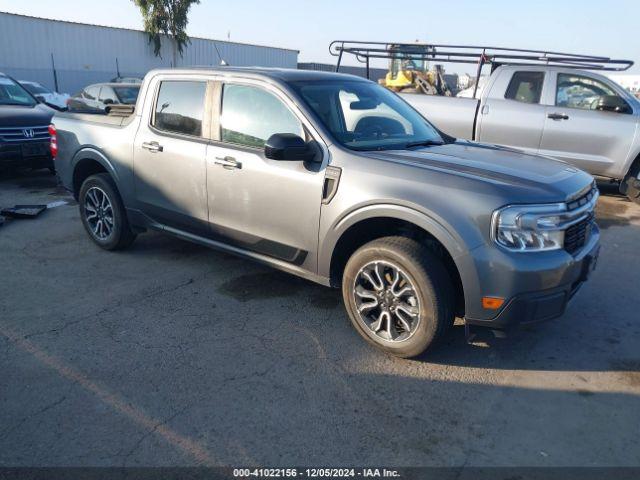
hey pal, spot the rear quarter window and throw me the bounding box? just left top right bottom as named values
left=505, top=71, right=545, bottom=104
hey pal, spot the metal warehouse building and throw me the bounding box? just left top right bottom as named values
left=0, top=11, right=298, bottom=94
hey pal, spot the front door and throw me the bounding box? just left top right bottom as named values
left=133, top=78, right=210, bottom=235
left=478, top=70, right=547, bottom=154
left=206, top=82, right=325, bottom=266
left=539, top=72, right=637, bottom=177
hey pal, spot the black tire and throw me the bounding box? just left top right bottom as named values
left=78, top=173, right=136, bottom=250
left=621, top=161, right=640, bottom=204
left=342, top=236, right=455, bottom=358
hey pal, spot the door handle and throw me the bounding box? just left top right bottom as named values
left=141, top=141, right=164, bottom=152
left=214, top=156, right=242, bottom=170
left=547, top=112, right=569, bottom=120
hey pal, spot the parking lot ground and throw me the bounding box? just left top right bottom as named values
left=1, top=171, right=639, bottom=467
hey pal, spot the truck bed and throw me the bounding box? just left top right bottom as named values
left=401, top=93, right=479, bottom=140
left=53, top=110, right=135, bottom=127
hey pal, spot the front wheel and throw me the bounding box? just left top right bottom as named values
left=342, top=236, right=455, bottom=358
left=79, top=173, right=136, bottom=250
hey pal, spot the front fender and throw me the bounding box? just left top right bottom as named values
left=317, top=202, right=481, bottom=280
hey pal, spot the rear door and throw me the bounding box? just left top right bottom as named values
left=539, top=71, right=637, bottom=177
left=477, top=69, right=547, bottom=154
left=205, top=80, right=326, bottom=267
left=133, top=76, right=211, bottom=235
left=98, top=86, right=117, bottom=107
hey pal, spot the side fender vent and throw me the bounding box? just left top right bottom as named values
left=322, top=166, right=342, bottom=205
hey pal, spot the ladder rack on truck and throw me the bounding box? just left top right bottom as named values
left=330, top=40, right=634, bottom=97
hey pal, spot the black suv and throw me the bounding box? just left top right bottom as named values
left=0, top=73, right=54, bottom=171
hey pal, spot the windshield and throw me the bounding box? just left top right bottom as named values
left=114, top=86, right=140, bottom=104
left=391, top=57, right=427, bottom=76
left=21, top=82, right=51, bottom=95
left=0, top=77, right=37, bottom=107
left=291, top=80, right=444, bottom=151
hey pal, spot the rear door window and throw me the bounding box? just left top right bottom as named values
left=505, top=71, right=545, bottom=104
left=84, top=86, right=100, bottom=100
left=99, top=86, right=117, bottom=103
left=152, top=81, right=207, bottom=137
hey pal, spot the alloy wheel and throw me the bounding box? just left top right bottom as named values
left=84, top=186, right=114, bottom=240
left=352, top=260, right=421, bottom=342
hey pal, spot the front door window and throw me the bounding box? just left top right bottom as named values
left=220, top=84, right=304, bottom=148
left=556, top=73, right=627, bottom=111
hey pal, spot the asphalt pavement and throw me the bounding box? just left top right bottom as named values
left=1, top=171, right=639, bottom=467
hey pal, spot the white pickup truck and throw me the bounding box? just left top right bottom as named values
left=402, top=65, right=640, bottom=203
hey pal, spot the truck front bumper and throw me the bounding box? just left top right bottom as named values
left=461, top=224, right=600, bottom=329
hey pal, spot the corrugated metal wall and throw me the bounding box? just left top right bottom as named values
left=0, top=12, right=298, bottom=94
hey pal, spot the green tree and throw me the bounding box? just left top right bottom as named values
left=132, top=0, right=200, bottom=66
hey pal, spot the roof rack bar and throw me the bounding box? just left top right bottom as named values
left=335, top=48, right=343, bottom=73
left=329, top=40, right=634, bottom=72
left=331, top=41, right=616, bottom=60
left=472, top=50, right=486, bottom=99
left=334, top=51, right=629, bottom=71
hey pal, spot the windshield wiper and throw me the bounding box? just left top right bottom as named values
left=404, top=140, right=445, bottom=149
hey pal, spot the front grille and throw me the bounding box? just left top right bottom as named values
left=566, top=183, right=598, bottom=211
left=563, top=183, right=598, bottom=254
left=0, top=125, right=50, bottom=143
left=564, top=212, right=594, bottom=254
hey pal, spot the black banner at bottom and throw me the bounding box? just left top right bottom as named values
left=1, top=468, right=640, bottom=480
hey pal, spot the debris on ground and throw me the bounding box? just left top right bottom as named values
left=0, top=205, right=47, bottom=219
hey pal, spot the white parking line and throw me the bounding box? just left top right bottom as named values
left=46, top=200, right=68, bottom=209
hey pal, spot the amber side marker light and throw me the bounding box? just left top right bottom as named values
left=482, top=297, right=505, bottom=310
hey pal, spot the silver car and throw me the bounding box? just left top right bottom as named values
left=67, top=82, right=140, bottom=114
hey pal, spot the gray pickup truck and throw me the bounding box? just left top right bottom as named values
left=53, top=67, right=600, bottom=357
left=403, top=65, right=640, bottom=203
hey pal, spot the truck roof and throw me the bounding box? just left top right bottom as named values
left=146, top=66, right=368, bottom=83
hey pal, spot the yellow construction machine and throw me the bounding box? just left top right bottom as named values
left=380, top=44, right=453, bottom=96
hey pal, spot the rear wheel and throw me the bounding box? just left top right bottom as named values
left=79, top=173, right=136, bottom=250
left=621, top=162, right=640, bottom=204
left=342, top=236, right=455, bottom=358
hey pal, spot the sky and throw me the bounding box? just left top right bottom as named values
left=1, top=0, right=639, bottom=73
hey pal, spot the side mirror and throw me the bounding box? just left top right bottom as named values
left=103, top=98, right=115, bottom=105
left=593, top=95, right=632, bottom=114
left=265, top=133, right=315, bottom=161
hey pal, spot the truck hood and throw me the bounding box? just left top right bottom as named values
left=361, top=140, right=593, bottom=202
left=0, top=104, right=54, bottom=127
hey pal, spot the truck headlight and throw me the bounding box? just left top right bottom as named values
left=492, top=203, right=566, bottom=252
